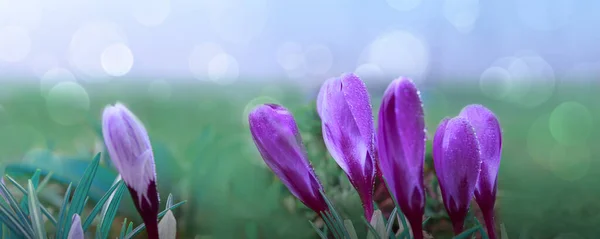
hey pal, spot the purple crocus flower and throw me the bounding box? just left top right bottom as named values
left=459, top=105, right=502, bottom=239
left=317, top=73, right=376, bottom=220
left=67, top=214, right=83, bottom=239
left=376, top=77, right=426, bottom=239
left=248, top=104, right=328, bottom=214
left=102, top=103, right=160, bottom=239
left=433, top=117, right=482, bottom=235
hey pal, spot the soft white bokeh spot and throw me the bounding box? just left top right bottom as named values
left=101, top=43, right=134, bottom=77
left=132, top=0, right=170, bottom=27
left=304, top=44, right=333, bottom=75
left=365, top=31, right=429, bottom=81
left=204, top=0, right=268, bottom=45
left=517, top=0, right=574, bottom=31
left=40, top=68, right=77, bottom=97
left=0, top=0, right=43, bottom=31
left=189, top=42, right=224, bottom=80
left=276, top=42, right=304, bottom=71
left=46, top=82, right=90, bottom=126
left=354, top=63, right=384, bottom=82
left=31, top=54, right=59, bottom=78
left=0, top=26, right=31, bottom=62
left=479, top=66, right=511, bottom=100
left=443, top=0, right=479, bottom=33
left=68, top=22, right=128, bottom=80
left=148, top=79, right=171, bottom=102
left=386, top=0, right=423, bottom=12
left=208, top=53, right=239, bottom=85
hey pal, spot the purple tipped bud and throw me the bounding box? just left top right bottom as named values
left=102, top=103, right=159, bottom=239
left=317, top=73, right=376, bottom=220
left=248, top=104, right=328, bottom=213
left=376, top=77, right=426, bottom=239
left=433, top=117, right=482, bottom=235
left=459, top=104, right=502, bottom=239
left=67, top=214, right=83, bottom=239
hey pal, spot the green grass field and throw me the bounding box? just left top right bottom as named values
left=0, top=78, right=597, bottom=238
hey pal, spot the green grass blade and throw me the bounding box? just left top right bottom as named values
left=5, top=175, right=57, bottom=227
left=343, top=219, right=359, bottom=239
left=119, top=218, right=128, bottom=239
left=36, top=172, right=54, bottom=194
left=386, top=207, right=398, bottom=239
left=364, top=216, right=382, bottom=239
left=64, top=153, right=101, bottom=239
left=81, top=180, right=123, bottom=231
left=166, top=194, right=173, bottom=208
left=318, top=190, right=349, bottom=239
left=124, top=200, right=186, bottom=239
left=0, top=204, right=31, bottom=239
left=20, top=170, right=41, bottom=216
left=0, top=178, right=34, bottom=236
left=97, top=182, right=126, bottom=239
left=55, top=183, right=73, bottom=239
left=27, top=180, right=46, bottom=239
left=309, top=221, right=327, bottom=239
left=383, top=179, right=409, bottom=238
left=320, top=212, right=340, bottom=239
left=125, top=222, right=133, bottom=236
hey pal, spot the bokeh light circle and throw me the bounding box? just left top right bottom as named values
left=46, top=82, right=90, bottom=126
left=548, top=144, right=590, bottom=182
left=68, top=22, right=128, bottom=80
left=207, top=53, right=239, bottom=85
left=189, top=42, right=224, bottom=81
left=526, top=114, right=555, bottom=169
left=132, top=0, right=171, bottom=27
left=517, top=0, right=574, bottom=31
left=31, top=54, right=59, bottom=78
left=365, top=31, right=429, bottom=81
left=549, top=101, right=593, bottom=145
left=304, top=44, right=333, bottom=75
left=101, top=43, right=134, bottom=77
left=443, top=0, right=479, bottom=33
left=479, top=66, right=511, bottom=100
left=40, top=68, right=77, bottom=97
left=276, top=42, right=305, bottom=71
left=148, top=79, right=172, bottom=102
left=0, top=26, right=31, bottom=62
left=355, top=63, right=384, bottom=82
left=386, top=0, right=423, bottom=12
left=205, top=0, right=268, bottom=45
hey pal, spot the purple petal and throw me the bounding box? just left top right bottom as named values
left=432, top=118, right=450, bottom=192
left=248, top=104, right=327, bottom=213
left=434, top=116, right=482, bottom=233
left=459, top=105, right=502, bottom=198
left=376, top=77, right=426, bottom=237
left=67, top=214, right=84, bottom=239
left=318, top=73, right=376, bottom=219
left=316, top=77, right=335, bottom=117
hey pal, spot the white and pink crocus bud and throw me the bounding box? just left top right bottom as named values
left=102, top=103, right=160, bottom=239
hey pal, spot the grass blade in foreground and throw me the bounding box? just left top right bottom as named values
left=27, top=180, right=46, bottom=239
left=81, top=180, right=124, bottom=230
left=64, top=153, right=101, bottom=239
left=96, top=182, right=126, bottom=239
left=55, top=183, right=73, bottom=239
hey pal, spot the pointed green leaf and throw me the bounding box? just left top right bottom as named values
left=27, top=180, right=45, bottom=239
left=364, top=216, right=381, bottom=239
left=36, top=172, right=54, bottom=194
left=309, top=221, right=327, bottom=239
left=64, top=153, right=101, bottom=239
left=55, top=183, right=72, bottom=239
left=166, top=194, right=173, bottom=208
left=386, top=207, right=398, bottom=238
left=321, top=212, right=341, bottom=239
left=97, top=182, right=126, bottom=239
left=81, top=180, right=123, bottom=230
left=343, top=220, right=358, bottom=239
left=4, top=176, right=56, bottom=226
left=0, top=178, right=34, bottom=236
left=318, top=190, right=349, bottom=239
left=125, top=222, right=133, bottom=236
left=0, top=203, right=30, bottom=238
left=158, top=210, right=177, bottom=239
left=500, top=223, right=508, bottom=239
left=20, top=170, right=41, bottom=216
left=119, top=218, right=128, bottom=239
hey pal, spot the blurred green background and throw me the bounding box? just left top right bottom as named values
left=0, top=77, right=597, bottom=238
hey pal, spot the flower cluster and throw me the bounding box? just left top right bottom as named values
left=249, top=73, right=503, bottom=239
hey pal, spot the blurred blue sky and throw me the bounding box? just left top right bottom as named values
left=0, top=0, right=598, bottom=84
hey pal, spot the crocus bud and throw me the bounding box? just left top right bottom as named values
left=433, top=117, right=482, bottom=235
left=459, top=105, right=502, bottom=239
left=317, top=73, right=376, bottom=220
left=102, top=103, right=159, bottom=239
left=376, top=77, right=426, bottom=239
left=67, top=214, right=83, bottom=239
left=248, top=104, right=328, bottom=213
